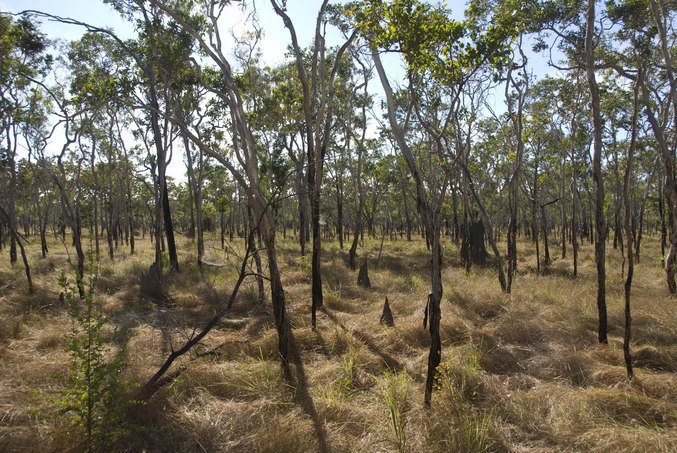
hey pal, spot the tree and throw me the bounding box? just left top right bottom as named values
left=353, top=0, right=515, bottom=406
left=271, top=0, right=357, bottom=328
left=0, top=14, right=50, bottom=283
left=141, top=0, right=292, bottom=367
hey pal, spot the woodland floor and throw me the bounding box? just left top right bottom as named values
left=0, top=231, right=675, bottom=452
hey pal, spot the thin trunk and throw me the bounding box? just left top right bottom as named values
left=220, top=202, right=226, bottom=250
left=106, top=206, right=115, bottom=260
left=310, top=182, right=323, bottom=326
left=586, top=0, right=608, bottom=343
left=640, top=82, right=677, bottom=292
left=0, top=206, right=32, bottom=292
left=7, top=128, right=17, bottom=265
left=336, top=183, right=344, bottom=249
left=533, top=148, right=540, bottom=273
left=622, top=72, right=641, bottom=380
left=560, top=156, right=567, bottom=258
left=248, top=206, right=265, bottom=304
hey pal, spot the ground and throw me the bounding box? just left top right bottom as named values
left=0, top=230, right=675, bottom=452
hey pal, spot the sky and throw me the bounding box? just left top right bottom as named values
left=1, top=0, right=558, bottom=182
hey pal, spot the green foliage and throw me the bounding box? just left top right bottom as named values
left=432, top=357, right=498, bottom=453
left=54, top=255, right=133, bottom=452
left=344, top=0, right=517, bottom=82
left=378, top=371, right=410, bottom=452
left=322, top=343, right=359, bottom=402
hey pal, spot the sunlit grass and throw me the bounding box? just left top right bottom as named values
left=0, top=231, right=674, bottom=451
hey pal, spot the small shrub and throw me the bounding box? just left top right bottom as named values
left=54, top=255, right=134, bottom=452
left=324, top=283, right=342, bottom=306
left=378, top=371, right=410, bottom=452
left=321, top=344, right=360, bottom=402
left=428, top=354, right=500, bottom=452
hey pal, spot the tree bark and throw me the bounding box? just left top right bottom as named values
left=372, top=49, right=445, bottom=406
left=586, top=0, right=608, bottom=343
left=622, top=70, right=641, bottom=380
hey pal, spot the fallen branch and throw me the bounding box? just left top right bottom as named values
left=135, top=240, right=253, bottom=401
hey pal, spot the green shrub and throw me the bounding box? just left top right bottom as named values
left=54, top=255, right=134, bottom=452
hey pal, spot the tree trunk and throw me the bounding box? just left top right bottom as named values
left=586, top=0, right=608, bottom=344
left=336, top=184, right=344, bottom=249
left=622, top=72, right=640, bottom=380
left=248, top=206, right=265, bottom=304
left=505, top=45, right=527, bottom=292
left=0, top=205, right=32, bottom=292
left=310, top=176, right=323, bottom=328
left=424, top=220, right=443, bottom=407
left=162, top=179, right=179, bottom=271
left=7, top=129, right=17, bottom=265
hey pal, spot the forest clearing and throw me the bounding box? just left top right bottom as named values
left=1, top=0, right=677, bottom=451
left=0, top=232, right=675, bottom=452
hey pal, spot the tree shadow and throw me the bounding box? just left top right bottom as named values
left=286, top=330, right=331, bottom=453
left=320, top=306, right=406, bottom=373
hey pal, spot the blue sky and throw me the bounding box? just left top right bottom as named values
left=2, top=1, right=558, bottom=181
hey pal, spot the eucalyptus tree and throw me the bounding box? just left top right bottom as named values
left=111, top=105, right=138, bottom=255
left=0, top=14, right=51, bottom=270
left=326, top=50, right=371, bottom=254
left=58, top=0, right=187, bottom=272
left=1, top=18, right=98, bottom=296
left=553, top=73, right=589, bottom=276
left=35, top=79, right=89, bottom=297
left=172, top=66, right=211, bottom=266
left=67, top=31, right=127, bottom=260
left=606, top=0, right=677, bottom=293
left=270, top=0, right=357, bottom=328
left=265, top=61, right=309, bottom=255
left=19, top=84, right=53, bottom=259
left=139, top=0, right=298, bottom=366
left=620, top=73, right=642, bottom=379
left=525, top=0, right=610, bottom=342
left=133, top=3, right=186, bottom=272
left=345, top=56, right=372, bottom=269
left=585, top=0, right=609, bottom=342
left=524, top=79, right=563, bottom=273
left=352, top=0, right=516, bottom=405
left=504, top=38, right=529, bottom=291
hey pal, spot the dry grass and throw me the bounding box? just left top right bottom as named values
left=0, top=231, right=675, bottom=452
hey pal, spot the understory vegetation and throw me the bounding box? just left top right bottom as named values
left=1, top=0, right=676, bottom=451
left=0, top=233, right=674, bottom=452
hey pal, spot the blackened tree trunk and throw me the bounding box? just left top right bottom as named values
left=248, top=206, right=265, bottom=304
left=336, top=183, right=344, bottom=249
left=468, top=221, right=488, bottom=265
left=0, top=205, right=32, bottom=292
left=220, top=200, right=226, bottom=250
left=373, top=49, right=447, bottom=407
left=6, top=128, right=18, bottom=265
left=161, top=176, right=179, bottom=271
left=271, top=0, right=355, bottom=329
left=622, top=72, right=640, bottom=380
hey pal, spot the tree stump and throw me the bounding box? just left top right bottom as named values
left=357, top=258, right=371, bottom=288
left=380, top=296, right=394, bottom=327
